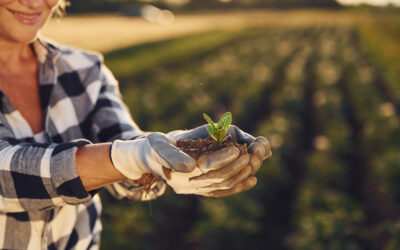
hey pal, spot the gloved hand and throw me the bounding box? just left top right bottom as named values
left=169, top=125, right=272, bottom=176
left=110, top=132, right=244, bottom=195
left=164, top=146, right=251, bottom=195
left=111, top=132, right=196, bottom=180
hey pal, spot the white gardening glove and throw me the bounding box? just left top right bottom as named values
left=111, top=132, right=244, bottom=195
left=110, top=132, right=196, bottom=180
left=169, top=125, right=272, bottom=175
left=164, top=146, right=252, bottom=195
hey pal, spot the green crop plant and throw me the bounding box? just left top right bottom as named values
left=203, top=112, right=232, bottom=144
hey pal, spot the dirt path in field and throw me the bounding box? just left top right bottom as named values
left=40, top=9, right=354, bottom=53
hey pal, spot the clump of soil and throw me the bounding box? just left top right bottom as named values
left=136, top=137, right=247, bottom=192
left=176, top=136, right=247, bottom=159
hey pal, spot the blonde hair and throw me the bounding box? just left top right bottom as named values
left=55, top=0, right=69, bottom=17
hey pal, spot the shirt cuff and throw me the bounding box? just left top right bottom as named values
left=49, top=139, right=93, bottom=206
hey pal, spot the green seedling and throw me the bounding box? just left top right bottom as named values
left=203, top=112, right=232, bottom=144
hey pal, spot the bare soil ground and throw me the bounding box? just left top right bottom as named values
left=41, top=10, right=354, bottom=53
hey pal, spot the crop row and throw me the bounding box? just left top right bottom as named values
left=101, top=26, right=400, bottom=250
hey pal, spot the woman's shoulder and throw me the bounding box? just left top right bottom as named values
left=38, top=37, right=105, bottom=71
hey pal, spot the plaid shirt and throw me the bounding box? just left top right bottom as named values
left=0, top=38, right=166, bottom=249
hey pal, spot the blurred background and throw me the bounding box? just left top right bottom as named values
left=42, top=0, right=400, bottom=249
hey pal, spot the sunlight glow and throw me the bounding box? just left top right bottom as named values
left=337, top=0, right=400, bottom=6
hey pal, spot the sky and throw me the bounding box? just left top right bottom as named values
left=337, top=0, right=400, bottom=6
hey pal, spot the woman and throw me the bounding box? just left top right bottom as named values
left=0, top=0, right=271, bottom=249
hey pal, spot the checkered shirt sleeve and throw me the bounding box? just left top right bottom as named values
left=0, top=128, right=92, bottom=212
left=0, top=40, right=166, bottom=214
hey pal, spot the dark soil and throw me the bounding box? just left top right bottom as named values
left=136, top=137, right=247, bottom=191
left=176, top=136, right=247, bottom=159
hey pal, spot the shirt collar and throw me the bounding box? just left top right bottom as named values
left=31, top=36, right=61, bottom=64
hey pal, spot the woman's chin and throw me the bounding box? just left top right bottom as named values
left=7, top=31, right=38, bottom=44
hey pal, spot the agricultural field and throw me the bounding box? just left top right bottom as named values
left=75, top=10, right=400, bottom=250
left=41, top=10, right=354, bottom=53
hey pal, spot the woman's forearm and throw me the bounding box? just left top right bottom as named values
left=76, top=143, right=126, bottom=191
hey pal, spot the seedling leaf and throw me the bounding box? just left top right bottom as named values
left=218, top=112, right=231, bottom=129
left=217, top=117, right=224, bottom=129
left=209, top=132, right=218, bottom=141
left=222, top=114, right=232, bottom=131
left=214, top=129, right=226, bottom=144
left=220, top=134, right=231, bottom=143
left=203, top=113, right=217, bottom=131
left=206, top=125, right=214, bottom=136
left=203, top=112, right=233, bottom=144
